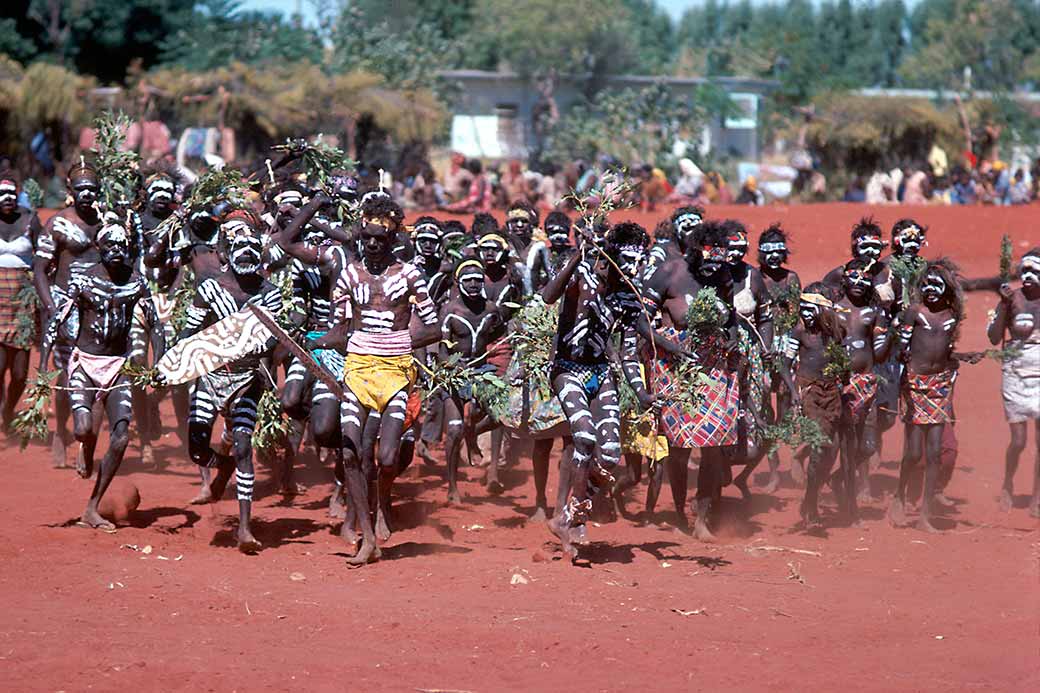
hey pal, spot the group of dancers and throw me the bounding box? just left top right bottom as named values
left=0, top=150, right=1036, bottom=565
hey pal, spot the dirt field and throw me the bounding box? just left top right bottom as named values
left=1, top=203, right=1037, bottom=692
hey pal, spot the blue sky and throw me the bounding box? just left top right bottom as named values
left=241, top=0, right=704, bottom=24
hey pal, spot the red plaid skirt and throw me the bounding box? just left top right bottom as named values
left=0, top=267, right=32, bottom=349
left=842, top=372, right=879, bottom=422
left=651, top=327, right=739, bottom=449
left=902, top=369, right=956, bottom=425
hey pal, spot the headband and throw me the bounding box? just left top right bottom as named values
left=0, top=179, right=16, bottom=189
left=759, top=242, right=787, bottom=252
left=455, top=259, right=484, bottom=279
left=414, top=222, right=441, bottom=239
left=363, top=215, right=395, bottom=230
left=507, top=208, right=532, bottom=221
left=478, top=233, right=508, bottom=248
left=800, top=293, right=833, bottom=308
left=1020, top=256, right=1040, bottom=271
left=97, top=223, right=129, bottom=245
left=274, top=189, right=303, bottom=203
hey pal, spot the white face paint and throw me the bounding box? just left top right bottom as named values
left=229, top=235, right=263, bottom=275
left=760, top=241, right=787, bottom=268
left=799, top=302, right=820, bottom=324
left=615, top=244, right=645, bottom=278
left=896, top=226, right=924, bottom=256
left=674, top=213, right=701, bottom=236
left=457, top=270, right=485, bottom=298
left=1021, top=257, right=1040, bottom=287
left=855, top=236, right=883, bottom=260
left=147, top=179, right=175, bottom=204
left=0, top=180, right=17, bottom=207
left=921, top=272, right=946, bottom=302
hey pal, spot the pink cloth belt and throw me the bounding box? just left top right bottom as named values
left=347, top=329, right=412, bottom=357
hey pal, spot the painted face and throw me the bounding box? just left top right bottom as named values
left=147, top=178, right=176, bottom=210
left=274, top=189, right=304, bottom=223
left=673, top=212, right=702, bottom=249
left=0, top=179, right=16, bottom=213
left=478, top=239, right=507, bottom=267
left=613, top=244, right=645, bottom=279
left=1021, top=257, right=1040, bottom=287
left=759, top=241, right=787, bottom=269
left=229, top=234, right=263, bottom=275
left=458, top=269, right=485, bottom=298
left=896, top=225, right=925, bottom=257
left=726, top=231, right=748, bottom=264
left=414, top=224, right=442, bottom=258
left=506, top=212, right=533, bottom=242
left=360, top=223, right=392, bottom=265
left=97, top=224, right=131, bottom=267
left=843, top=268, right=872, bottom=299
left=69, top=174, right=99, bottom=208
left=921, top=271, right=946, bottom=303
left=546, top=223, right=570, bottom=248
left=331, top=175, right=359, bottom=208
left=698, top=245, right=728, bottom=276
left=854, top=235, right=884, bottom=260
left=799, top=301, right=820, bottom=326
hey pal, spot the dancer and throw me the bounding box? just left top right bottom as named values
left=33, top=160, right=104, bottom=468
left=643, top=220, right=742, bottom=540
left=777, top=285, right=845, bottom=530
left=888, top=260, right=966, bottom=532
left=39, top=219, right=161, bottom=530
left=988, top=249, right=1040, bottom=517
left=754, top=224, right=801, bottom=492
left=541, top=221, right=656, bottom=558
left=0, top=169, right=41, bottom=428
left=178, top=209, right=286, bottom=552
left=438, top=259, right=509, bottom=502
left=327, top=196, right=439, bottom=564
left=822, top=218, right=887, bottom=295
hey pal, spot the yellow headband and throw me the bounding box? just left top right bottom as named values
left=364, top=215, right=395, bottom=230
left=507, top=208, right=531, bottom=221
left=800, top=293, right=833, bottom=308
left=478, top=233, right=508, bottom=248
left=455, top=259, right=484, bottom=279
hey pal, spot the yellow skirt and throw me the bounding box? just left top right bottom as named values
left=343, top=353, right=417, bottom=413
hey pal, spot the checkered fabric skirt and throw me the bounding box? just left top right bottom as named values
left=0, top=267, right=32, bottom=348
left=902, top=369, right=956, bottom=425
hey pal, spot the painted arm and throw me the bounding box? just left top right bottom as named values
left=539, top=247, right=583, bottom=305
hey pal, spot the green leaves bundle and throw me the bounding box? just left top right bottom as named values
left=763, top=410, right=829, bottom=455
left=11, top=369, right=59, bottom=449
left=770, top=281, right=802, bottom=334
left=12, top=282, right=39, bottom=349
left=999, top=234, right=1013, bottom=283
left=822, top=341, right=852, bottom=382
left=509, top=296, right=558, bottom=399
left=90, top=111, right=141, bottom=210
left=169, top=268, right=197, bottom=336
left=272, top=138, right=357, bottom=195
left=889, top=255, right=927, bottom=307
left=119, top=361, right=158, bottom=390
left=251, top=389, right=291, bottom=452
left=22, top=178, right=44, bottom=209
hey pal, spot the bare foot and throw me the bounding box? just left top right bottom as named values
left=375, top=507, right=392, bottom=543
left=280, top=481, right=305, bottom=497
left=345, top=537, right=379, bottom=566
left=933, top=493, right=955, bottom=508
left=237, top=527, right=263, bottom=554
left=888, top=499, right=909, bottom=527
left=916, top=515, right=942, bottom=533
left=1029, top=500, right=1039, bottom=519
left=51, top=436, right=68, bottom=469
left=75, top=447, right=92, bottom=479
left=416, top=439, right=437, bottom=467
left=189, top=484, right=214, bottom=505
left=328, top=488, right=347, bottom=519
left=857, top=487, right=874, bottom=504
left=761, top=472, right=780, bottom=494
left=339, top=518, right=360, bottom=550
left=998, top=488, right=1013, bottom=512
left=206, top=463, right=234, bottom=503
left=78, top=508, right=116, bottom=533
left=693, top=516, right=717, bottom=543
left=486, top=479, right=505, bottom=496
left=547, top=516, right=578, bottom=560
left=529, top=506, right=548, bottom=523
left=446, top=488, right=462, bottom=505
left=868, top=452, right=881, bottom=472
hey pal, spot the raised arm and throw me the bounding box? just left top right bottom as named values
left=540, top=246, right=583, bottom=305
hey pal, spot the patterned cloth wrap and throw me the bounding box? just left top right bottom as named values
left=0, top=267, right=33, bottom=348
left=874, top=355, right=902, bottom=417
left=501, top=352, right=565, bottom=432
left=842, top=372, right=879, bottom=422
left=738, top=326, right=769, bottom=442
left=797, top=374, right=842, bottom=439
left=343, top=353, right=416, bottom=413
left=620, top=364, right=668, bottom=461
left=650, top=326, right=739, bottom=448
left=49, top=284, right=80, bottom=345
left=304, top=330, right=346, bottom=379
left=901, top=368, right=956, bottom=425
left=194, top=368, right=259, bottom=416
left=1002, top=330, right=1040, bottom=423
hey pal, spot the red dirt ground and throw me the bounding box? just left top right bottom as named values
left=2, top=203, right=1037, bottom=692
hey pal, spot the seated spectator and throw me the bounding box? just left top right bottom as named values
left=903, top=165, right=930, bottom=204
left=735, top=175, right=764, bottom=205
left=843, top=175, right=866, bottom=202
left=440, top=159, right=491, bottom=214
left=951, top=169, right=978, bottom=205
left=1009, top=169, right=1032, bottom=205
